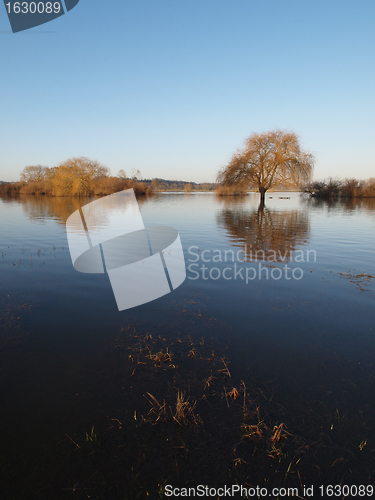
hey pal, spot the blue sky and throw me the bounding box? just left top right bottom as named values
left=0, top=0, right=374, bottom=183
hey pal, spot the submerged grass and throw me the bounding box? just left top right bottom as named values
left=1, top=308, right=375, bottom=499
left=56, top=328, right=374, bottom=498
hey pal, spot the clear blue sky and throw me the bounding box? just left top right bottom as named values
left=1, top=0, right=374, bottom=183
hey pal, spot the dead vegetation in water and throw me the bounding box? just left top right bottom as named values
left=227, top=387, right=239, bottom=401
left=112, top=327, right=357, bottom=470
left=144, top=391, right=202, bottom=427
left=173, top=391, right=202, bottom=427
left=339, top=269, right=374, bottom=292
left=148, top=349, right=174, bottom=367
left=45, top=313, right=375, bottom=499
left=1, top=294, right=374, bottom=499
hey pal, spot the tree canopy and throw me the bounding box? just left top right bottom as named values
left=51, top=157, right=109, bottom=196
left=217, top=130, right=314, bottom=204
left=20, top=165, right=49, bottom=183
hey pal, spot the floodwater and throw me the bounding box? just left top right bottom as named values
left=0, top=192, right=374, bottom=498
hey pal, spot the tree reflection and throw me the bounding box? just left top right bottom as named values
left=0, top=194, right=147, bottom=226
left=305, top=196, right=375, bottom=216
left=216, top=200, right=310, bottom=262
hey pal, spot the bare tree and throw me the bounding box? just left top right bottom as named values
left=20, top=165, right=48, bottom=183
left=131, top=168, right=142, bottom=181
left=117, top=169, right=127, bottom=180
left=217, top=130, right=314, bottom=205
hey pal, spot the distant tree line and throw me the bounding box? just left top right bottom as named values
left=0, top=158, right=152, bottom=197
left=0, top=160, right=217, bottom=197
left=304, top=178, right=375, bottom=198
left=1, top=155, right=373, bottom=200
left=146, top=178, right=217, bottom=192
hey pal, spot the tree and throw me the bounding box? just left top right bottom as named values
left=184, top=183, right=193, bottom=192
left=217, top=130, right=314, bottom=205
left=52, top=157, right=109, bottom=196
left=20, top=165, right=48, bottom=183
left=151, top=179, right=161, bottom=191
left=117, top=169, right=127, bottom=180
left=131, top=168, right=142, bottom=181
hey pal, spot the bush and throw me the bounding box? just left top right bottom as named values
left=0, top=182, right=22, bottom=194
left=93, top=177, right=152, bottom=196
left=93, top=177, right=128, bottom=195
left=19, top=180, right=50, bottom=195
left=362, top=178, right=375, bottom=198
left=216, top=185, right=247, bottom=196
left=304, top=177, right=375, bottom=199
left=303, top=179, right=341, bottom=198
left=1, top=158, right=154, bottom=198
left=340, top=179, right=364, bottom=198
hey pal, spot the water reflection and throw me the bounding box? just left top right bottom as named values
left=305, top=196, right=375, bottom=215
left=0, top=193, right=148, bottom=226
left=216, top=200, right=310, bottom=262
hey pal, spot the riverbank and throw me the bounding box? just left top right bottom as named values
left=0, top=177, right=152, bottom=197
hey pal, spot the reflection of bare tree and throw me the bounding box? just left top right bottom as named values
left=0, top=194, right=147, bottom=226
left=216, top=204, right=310, bottom=262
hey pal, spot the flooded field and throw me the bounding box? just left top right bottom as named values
left=0, top=192, right=374, bottom=499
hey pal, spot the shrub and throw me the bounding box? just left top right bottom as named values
left=303, top=179, right=341, bottom=198
left=304, top=177, right=375, bottom=199
left=19, top=181, right=49, bottom=195
left=362, top=178, right=375, bottom=198
left=216, top=184, right=247, bottom=196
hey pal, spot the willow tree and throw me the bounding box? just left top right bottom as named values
left=217, top=130, right=314, bottom=204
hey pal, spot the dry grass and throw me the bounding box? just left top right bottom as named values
left=228, top=387, right=239, bottom=401
left=145, top=391, right=202, bottom=427
left=271, top=422, right=288, bottom=444
left=81, top=324, right=374, bottom=496
left=241, top=417, right=290, bottom=459
left=145, top=392, right=168, bottom=423
left=188, top=348, right=199, bottom=359
left=172, top=391, right=202, bottom=427
left=241, top=422, right=266, bottom=440
left=203, top=373, right=216, bottom=390
left=218, top=358, right=231, bottom=378
left=148, top=349, right=174, bottom=367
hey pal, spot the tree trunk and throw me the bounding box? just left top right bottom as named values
left=259, top=188, right=266, bottom=207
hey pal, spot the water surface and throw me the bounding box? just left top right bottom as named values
left=0, top=192, right=374, bottom=497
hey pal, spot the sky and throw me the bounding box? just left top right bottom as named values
left=0, top=0, right=374, bottom=183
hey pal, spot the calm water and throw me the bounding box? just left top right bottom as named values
left=0, top=192, right=374, bottom=496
